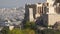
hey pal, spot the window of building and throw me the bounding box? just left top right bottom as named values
left=38, top=7, right=43, bottom=14
left=55, top=6, right=60, bottom=14
left=38, top=7, right=41, bottom=14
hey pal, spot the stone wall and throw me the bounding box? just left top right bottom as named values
left=48, top=14, right=60, bottom=25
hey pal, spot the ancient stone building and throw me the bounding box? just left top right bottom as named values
left=25, top=3, right=45, bottom=22
left=43, top=0, right=60, bottom=26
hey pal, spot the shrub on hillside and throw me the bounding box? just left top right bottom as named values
left=1, top=27, right=35, bottom=34
left=41, top=29, right=60, bottom=34
left=24, top=21, right=36, bottom=30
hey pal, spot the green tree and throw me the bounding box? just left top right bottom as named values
left=41, top=29, right=60, bottom=34
left=1, top=27, right=35, bottom=34
left=1, top=27, right=11, bottom=34
left=1, top=27, right=23, bottom=34
left=24, top=21, right=36, bottom=30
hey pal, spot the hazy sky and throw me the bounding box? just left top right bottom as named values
left=0, top=0, right=46, bottom=8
